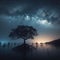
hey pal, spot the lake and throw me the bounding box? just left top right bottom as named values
left=0, top=43, right=60, bottom=60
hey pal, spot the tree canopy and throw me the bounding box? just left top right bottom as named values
left=9, top=25, right=38, bottom=44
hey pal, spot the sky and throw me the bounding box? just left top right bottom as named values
left=0, top=0, right=60, bottom=43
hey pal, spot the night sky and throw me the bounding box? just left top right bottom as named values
left=0, top=0, right=60, bottom=43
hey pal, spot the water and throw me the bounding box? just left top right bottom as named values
left=0, top=43, right=60, bottom=60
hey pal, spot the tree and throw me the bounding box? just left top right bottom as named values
left=9, top=25, right=38, bottom=44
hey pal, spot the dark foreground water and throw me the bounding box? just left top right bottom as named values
left=0, top=43, right=60, bottom=60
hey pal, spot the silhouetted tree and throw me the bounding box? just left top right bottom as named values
left=14, top=43, right=16, bottom=46
left=35, top=42, right=38, bottom=48
left=9, top=25, right=38, bottom=44
left=8, top=42, right=10, bottom=47
left=3, top=43, right=6, bottom=47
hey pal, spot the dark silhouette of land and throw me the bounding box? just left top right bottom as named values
left=45, top=39, right=60, bottom=47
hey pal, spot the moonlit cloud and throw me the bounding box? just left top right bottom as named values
left=37, top=19, right=47, bottom=24
left=25, top=15, right=30, bottom=21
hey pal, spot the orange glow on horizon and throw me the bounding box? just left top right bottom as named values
left=32, top=35, right=53, bottom=43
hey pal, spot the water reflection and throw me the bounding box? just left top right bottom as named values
left=0, top=42, right=60, bottom=60
left=0, top=42, right=58, bottom=50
